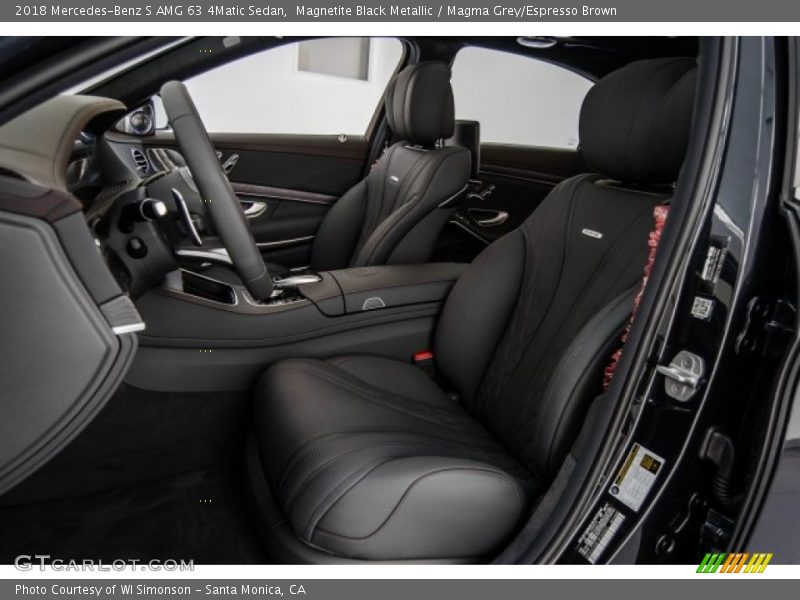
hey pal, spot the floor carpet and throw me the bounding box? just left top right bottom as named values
left=0, top=384, right=268, bottom=564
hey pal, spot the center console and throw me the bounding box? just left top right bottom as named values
left=126, top=262, right=466, bottom=392
left=297, top=264, right=466, bottom=316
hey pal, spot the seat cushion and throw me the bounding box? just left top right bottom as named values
left=252, top=355, right=537, bottom=561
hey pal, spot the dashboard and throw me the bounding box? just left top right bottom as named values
left=0, top=93, right=222, bottom=301
left=0, top=93, right=178, bottom=223
left=0, top=94, right=128, bottom=195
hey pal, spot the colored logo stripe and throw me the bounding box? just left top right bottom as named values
left=697, top=552, right=772, bottom=573
left=744, top=553, right=773, bottom=573
left=697, top=553, right=726, bottom=573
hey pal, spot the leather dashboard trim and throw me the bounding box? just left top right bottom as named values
left=0, top=95, right=126, bottom=191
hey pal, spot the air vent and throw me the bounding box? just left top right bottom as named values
left=131, top=148, right=149, bottom=173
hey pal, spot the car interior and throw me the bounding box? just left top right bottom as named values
left=0, top=36, right=703, bottom=564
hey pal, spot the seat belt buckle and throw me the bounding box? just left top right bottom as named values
left=413, top=350, right=435, bottom=376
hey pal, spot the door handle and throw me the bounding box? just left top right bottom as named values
left=240, top=199, right=268, bottom=219
left=468, top=208, right=509, bottom=227
left=221, top=153, right=239, bottom=174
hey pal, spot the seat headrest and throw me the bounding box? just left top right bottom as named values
left=579, top=57, right=698, bottom=185
left=385, top=62, right=455, bottom=147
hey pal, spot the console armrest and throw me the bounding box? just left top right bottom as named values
left=298, top=263, right=467, bottom=317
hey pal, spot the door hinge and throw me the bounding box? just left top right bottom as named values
left=654, top=492, right=707, bottom=560
left=735, top=296, right=796, bottom=357
left=699, top=508, right=735, bottom=554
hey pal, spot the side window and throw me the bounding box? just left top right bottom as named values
left=182, top=37, right=403, bottom=135
left=451, top=47, right=593, bottom=149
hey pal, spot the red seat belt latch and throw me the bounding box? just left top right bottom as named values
left=413, top=350, right=435, bottom=375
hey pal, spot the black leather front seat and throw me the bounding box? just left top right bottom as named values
left=249, top=57, right=698, bottom=563
left=286, top=61, right=470, bottom=273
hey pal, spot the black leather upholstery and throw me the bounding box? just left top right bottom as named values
left=251, top=57, right=698, bottom=562
left=579, top=57, right=697, bottom=184
left=311, top=142, right=470, bottom=271
left=253, top=356, right=535, bottom=560
left=437, top=175, right=669, bottom=479
left=220, top=64, right=467, bottom=279
left=306, top=62, right=469, bottom=272
left=384, top=61, right=455, bottom=146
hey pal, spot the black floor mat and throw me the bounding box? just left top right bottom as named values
left=0, top=384, right=269, bottom=564
left=0, top=467, right=267, bottom=564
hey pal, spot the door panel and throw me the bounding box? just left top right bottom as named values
left=209, top=133, right=368, bottom=196
left=143, top=132, right=370, bottom=268
left=147, top=131, right=367, bottom=195
left=232, top=182, right=336, bottom=267
left=435, top=144, right=587, bottom=263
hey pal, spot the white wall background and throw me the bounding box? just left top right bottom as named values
left=451, top=47, right=593, bottom=149
left=185, top=38, right=403, bottom=135
left=180, top=39, right=592, bottom=149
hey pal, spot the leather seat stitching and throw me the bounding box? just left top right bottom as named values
left=283, top=436, right=481, bottom=506
left=484, top=175, right=587, bottom=405
left=313, top=466, right=524, bottom=542
left=359, top=148, right=459, bottom=265
left=279, top=428, right=523, bottom=501
left=267, top=363, right=472, bottom=423
left=535, top=289, right=634, bottom=473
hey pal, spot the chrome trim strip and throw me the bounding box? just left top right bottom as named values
left=100, top=295, right=146, bottom=336
left=273, top=273, right=322, bottom=287
left=175, top=247, right=232, bottom=265
left=112, top=322, right=146, bottom=335
left=256, top=235, right=314, bottom=249
left=171, top=188, right=203, bottom=247
left=469, top=209, right=509, bottom=227
left=236, top=191, right=335, bottom=206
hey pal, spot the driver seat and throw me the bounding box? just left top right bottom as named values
left=279, top=61, right=470, bottom=274
left=248, top=58, right=698, bottom=562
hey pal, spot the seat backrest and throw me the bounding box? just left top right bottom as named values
left=435, top=57, right=698, bottom=482
left=309, top=62, right=470, bottom=272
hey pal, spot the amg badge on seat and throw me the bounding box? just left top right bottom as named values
left=582, top=228, right=604, bottom=239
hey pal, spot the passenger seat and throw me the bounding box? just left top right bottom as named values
left=247, top=57, right=698, bottom=563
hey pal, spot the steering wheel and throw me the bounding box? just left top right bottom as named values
left=159, top=81, right=273, bottom=301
